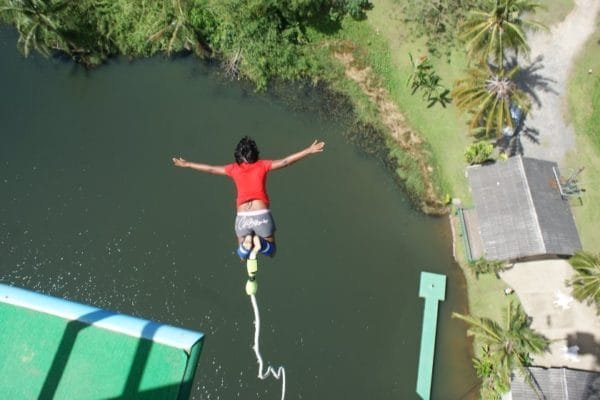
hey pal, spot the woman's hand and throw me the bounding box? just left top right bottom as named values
left=307, top=140, right=325, bottom=154
left=172, top=157, right=188, bottom=167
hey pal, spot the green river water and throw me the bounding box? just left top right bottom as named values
left=0, top=27, right=478, bottom=399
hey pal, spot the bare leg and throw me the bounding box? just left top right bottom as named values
left=242, top=235, right=253, bottom=249
left=249, top=235, right=261, bottom=260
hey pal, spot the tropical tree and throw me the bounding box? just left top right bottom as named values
left=86, top=0, right=201, bottom=58
left=407, top=53, right=451, bottom=107
left=0, top=0, right=72, bottom=57
left=190, top=0, right=370, bottom=89
left=0, top=0, right=117, bottom=65
left=453, top=301, right=549, bottom=399
left=459, top=0, right=546, bottom=65
left=452, top=63, right=530, bottom=137
left=402, top=0, right=485, bottom=59
left=568, top=251, right=600, bottom=313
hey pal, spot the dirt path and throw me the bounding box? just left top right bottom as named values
left=503, top=1, right=600, bottom=371
left=519, top=0, right=600, bottom=166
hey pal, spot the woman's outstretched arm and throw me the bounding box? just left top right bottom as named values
left=172, top=157, right=227, bottom=175
left=271, top=140, right=325, bottom=171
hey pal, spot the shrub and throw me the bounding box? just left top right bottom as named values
left=468, top=257, right=508, bottom=278
left=464, top=141, right=493, bottom=165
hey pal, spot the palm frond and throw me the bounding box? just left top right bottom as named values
left=458, top=0, right=547, bottom=65
left=568, top=251, right=600, bottom=309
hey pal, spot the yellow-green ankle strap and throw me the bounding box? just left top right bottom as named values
left=246, top=258, right=258, bottom=276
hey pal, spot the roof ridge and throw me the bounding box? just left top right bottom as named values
left=517, top=157, right=546, bottom=253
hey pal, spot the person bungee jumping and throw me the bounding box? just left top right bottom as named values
left=172, top=136, right=325, bottom=260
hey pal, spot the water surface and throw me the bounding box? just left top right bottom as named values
left=0, top=27, right=477, bottom=399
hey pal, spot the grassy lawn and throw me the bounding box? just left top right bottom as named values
left=309, top=0, right=579, bottom=209
left=308, top=0, right=473, bottom=203
left=565, top=17, right=600, bottom=255
left=359, top=0, right=473, bottom=203
left=310, top=0, right=587, bottom=322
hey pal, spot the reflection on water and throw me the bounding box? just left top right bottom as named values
left=0, top=27, right=477, bottom=399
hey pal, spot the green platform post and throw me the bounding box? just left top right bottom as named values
left=416, top=272, right=446, bottom=400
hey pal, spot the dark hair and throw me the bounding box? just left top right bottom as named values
left=234, top=136, right=260, bottom=164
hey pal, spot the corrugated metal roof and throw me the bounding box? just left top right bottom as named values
left=509, top=367, right=600, bottom=399
left=467, top=156, right=581, bottom=261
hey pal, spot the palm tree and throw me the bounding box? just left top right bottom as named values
left=146, top=0, right=200, bottom=55
left=0, top=0, right=72, bottom=57
left=568, top=251, right=600, bottom=312
left=452, top=62, right=530, bottom=138
left=453, top=301, right=549, bottom=399
left=459, top=0, right=546, bottom=65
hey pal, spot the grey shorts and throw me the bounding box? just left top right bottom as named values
left=235, top=209, right=276, bottom=238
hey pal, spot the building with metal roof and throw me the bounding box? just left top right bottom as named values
left=505, top=367, right=600, bottom=400
left=462, top=156, right=582, bottom=261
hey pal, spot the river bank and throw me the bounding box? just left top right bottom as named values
left=2, top=0, right=595, bottom=394
left=313, top=0, right=600, bottom=370
left=347, top=1, right=600, bottom=385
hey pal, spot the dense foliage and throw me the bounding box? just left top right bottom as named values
left=0, top=0, right=371, bottom=88
left=0, top=0, right=200, bottom=64
left=401, top=0, right=485, bottom=59
left=453, top=302, right=549, bottom=399
left=467, top=257, right=507, bottom=277
left=464, top=141, right=494, bottom=165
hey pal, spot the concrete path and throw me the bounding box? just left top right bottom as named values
left=497, top=1, right=600, bottom=372
left=517, top=0, right=600, bottom=167
left=500, top=260, right=600, bottom=371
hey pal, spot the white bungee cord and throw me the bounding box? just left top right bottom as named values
left=249, top=293, right=286, bottom=400
left=244, top=235, right=286, bottom=400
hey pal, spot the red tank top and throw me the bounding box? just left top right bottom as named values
left=224, top=160, right=273, bottom=207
